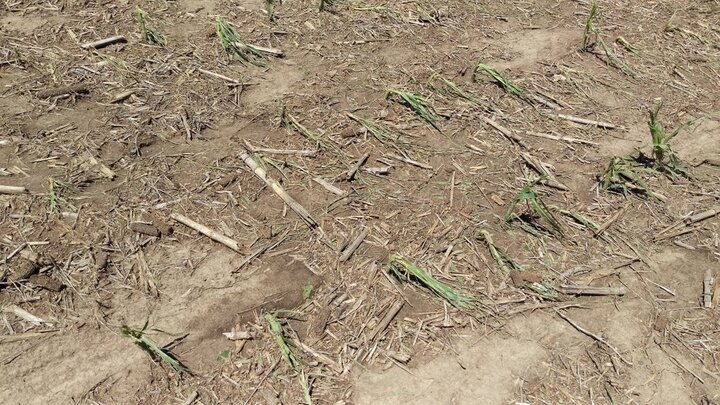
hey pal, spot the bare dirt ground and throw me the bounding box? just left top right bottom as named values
left=1, top=0, right=719, bottom=404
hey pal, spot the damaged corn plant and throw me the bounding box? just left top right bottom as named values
left=581, top=2, right=637, bottom=77
left=265, top=312, right=299, bottom=370
left=281, top=106, right=328, bottom=149
left=265, top=313, right=313, bottom=404
left=648, top=102, right=701, bottom=177
left=216, top=18, right=282, bottom=65
left=386, top=89, right=441, bottom=131
left=428, top=73, right=498, bottom=112
left=505, top=179, right=564, bottom=237
left=136, top=7, right=165, bottom=46
left=474, top=63, right=522, bottom=96
left=388, top=254, right=475, bottom=308
left=346, top=112, right=408, bottom=149
left=600, top=156, right=665, bottom=201
left=265, top=0, right=278, bottom=22
left=477, top=230, right=557, bottom=300
left=477, top=230, right=522, bottom=274
left=47, top=178, right=74, bottom=212
left=120, top=320, right=189, bottom=374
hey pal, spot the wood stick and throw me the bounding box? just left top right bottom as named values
left=558, top=114, right=617, bottom=129
left=519, top=152, right=569, bottom=191
left=181, top=391, right=199, bottom=405
left=252, top=148, right=317, bottom=157
left=525, top=131, right=598, bottom=145
left=362, top=166, right=391, bottom=176
left=368, top=300, right=404, bottom=341
left=244, top=43, right=283, bottom=57
left=239, top=149, right=318, bottom=228
left=386, top=153, right=433, bottom=170
left=687, top=207, right=720, bottom=224
left=170, top=213, right=241, bottom=252
left=233, top=231, right=288, bottom=272
left=36, top=84, right=89, bottom=99
left=481, top=116, right=529, bottom=148
left=80, top=35, right=127, bottom=49
left=296, top=341, right=343, bottom=374
left=555, top=309, right=633, bottom=365
left=198, top=68, right=241, bottom=85
left=654, top=226, right=698, bottom=242
left=180, top=109, right=192, bottom=141
left=7, top=305, right=50, bottom=326
left=529, top=94, right=561, bottom=110
left=243, top=358, right=281, bottom=405
left=0, top=330, right=58, bottom=343
left=110, top=90, right=134, bottom=103
left=313, top=177, right=346, bottom=196
left=339, top=228, right=369, bottom=262
left=559, top=285, right=627, bottom=296
left=0, top=185, right=27, bottom=194
left=2, top=242, right=27, bottom=264
left=704, top=268, right=713, bottom=308
left=129, top=222, right=160, bottom=237
left=595, top=207, right=626, bottom=237
left=346, top=153, right=369, bottom=181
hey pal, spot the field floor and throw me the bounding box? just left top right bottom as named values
left=1, top=0, right=720, bottom=404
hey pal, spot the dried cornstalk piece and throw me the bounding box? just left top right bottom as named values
left=0, top=185, right=27, bottom=194
left=339, top=228, right=369, bottom=262
left=559, top=285, right=626, bottom=296
left=704, top=268, right=713, bottom=309
left=80, top=35, right=127, bottom=49
left=559, top=114, right=616, bottom=129
left=170, top=213, right=241, bottom=252
left=36, top=84, right=90, bottom=98
left=239, top=148, right=318, bottom=228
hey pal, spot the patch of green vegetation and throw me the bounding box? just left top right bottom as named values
left=303, top=283, right=314, bottom=301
